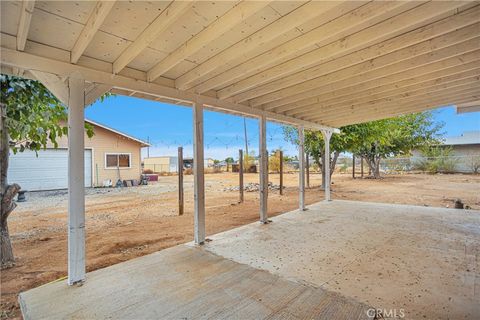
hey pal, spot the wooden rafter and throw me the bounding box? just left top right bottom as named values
left=1, top=47, right=337, bottom=132
left=192, top=1, right=417, bottom=95
left=264, top=30, right=480, bottom=113
left=235, top=5, right=480, bottom=104
left=298, top=74, right=480, bottom=121
left=175, top=0, right=356, bottom=91
left=113, top=1, right=193, bottom=74
left=71, top=1, right=116, bottom=64
left=288, top=62, right=480, bottom=118
left=147, top=0, right=272, bottom=82
left=16, top=0, right=35, bottom=51
left=309, top=85, right=480, bottom=124
left=218, top=1, right=471, bottom=100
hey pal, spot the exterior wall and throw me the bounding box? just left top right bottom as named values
left=144, top=156, right=178, bottom=173
left=49, top=125, right=142, bottom=186
left=450, top=144, right=480, bottom=173
left=412, top=144, right=480, bottom=173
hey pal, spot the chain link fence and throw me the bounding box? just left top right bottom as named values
left=335, top=154, right=480, bottom=175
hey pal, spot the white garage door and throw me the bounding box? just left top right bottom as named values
left=8, top=149, right=92, bottom=191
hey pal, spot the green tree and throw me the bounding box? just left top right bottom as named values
left=346, top=112, right=442, bottom=178
left=0, top=75, right=96, bottom=268
left=224, top=157, right=234, bottom=163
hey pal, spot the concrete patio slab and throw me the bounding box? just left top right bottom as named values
left=199, top=200, right=480, bottom=319
left=19, top=244, right=370, bottom=320
left=19, top=200, right=479, bottom=320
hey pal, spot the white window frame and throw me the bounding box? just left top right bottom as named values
left=105, top=152, right=132, bottom=170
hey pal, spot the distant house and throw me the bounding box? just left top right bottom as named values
left=8, top=119, right=150, bottom=191
left=144, top=156, right=179, bottom=173
left=143, top=156, right=215, bottom=173
left=412, top=131, right=480, bottom=173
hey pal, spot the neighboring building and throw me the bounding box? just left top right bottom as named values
left=144, top=156, right=178, bottom=173
left=412, top=131, right=480, bottom=173
left=143, top=156, right=216, bottom=173
left=8, top=119, right=149, bottom=191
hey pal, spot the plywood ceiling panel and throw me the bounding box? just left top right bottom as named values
left=34, top=1, right=96, bottom=25
left=28, top=8, right=84, bottom=51
left=186, top=5, right=283, bottom=65
left=100, top=1, right=172, bottom=42
left=148, top=1, right=237, bottom=55
left=0, top=1, right=21, bottom=36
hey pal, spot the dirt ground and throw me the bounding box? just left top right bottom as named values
left=1, top=172, right=479, bottom=319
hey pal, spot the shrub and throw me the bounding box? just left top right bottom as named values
left=468, top=155, right=480, bottom=174
left=414, top=146, right=456, bottom=173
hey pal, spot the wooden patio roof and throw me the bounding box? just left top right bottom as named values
left=1, top=0, right=479, bottom=129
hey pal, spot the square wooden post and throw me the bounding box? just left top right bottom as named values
left=321, top=130, right=333, bottom=202
left=279, top=150, right=283, bottom=195
left=298, top=126, right=305, bottom=210
left=306, top=154, right=310, bottom=188
left=259, top=115, right=268, bottom=223
left=178, top=146, right=184, bottom=215
left=67, top=76, right=86, bottom=285
left=193, top=102, right=205, bottom=244
left=239, top=149, right=244, bottom=203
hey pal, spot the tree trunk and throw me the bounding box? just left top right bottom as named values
left=320, top=153, right=326, bottom=190
left=364, top=155, right=382, bottom=179
left=1, top=103, right=19, bottom=269
left=330, top=151, right=340, bottom=179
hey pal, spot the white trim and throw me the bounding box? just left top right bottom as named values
left=104, top=152, right=132, bottom=170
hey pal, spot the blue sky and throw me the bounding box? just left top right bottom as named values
left=86, top=95, right=479, bottom=160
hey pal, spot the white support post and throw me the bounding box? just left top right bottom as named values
left=193, top=102, right=205, bottom=244
left=298, top=126, right=306, bottom=210
left=67, top=75, right=86, bottom=285
left=259, top=115, right=268, bottom=223
left=321, top=130, right=333, bottom=202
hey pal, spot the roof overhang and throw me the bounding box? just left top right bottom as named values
left=1, top=1, right=479, bottom=130
left=456, top=100, right=480, bottom=114
left=85, top=119, right=150, bottom=147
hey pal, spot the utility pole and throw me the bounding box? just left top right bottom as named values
left=239, top=149, right=244, bottom=203
left=243, top=117, right=249, bottom=160
left=147, top=136, right=150, bottom=158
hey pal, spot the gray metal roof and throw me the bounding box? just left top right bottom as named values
left=443, top=131, right=480, bottom=146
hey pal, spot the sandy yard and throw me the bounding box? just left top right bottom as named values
left=1, top=172, right=479, bottom=319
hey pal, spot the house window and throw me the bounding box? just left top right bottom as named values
left=105, top=153, right=131, bottom=169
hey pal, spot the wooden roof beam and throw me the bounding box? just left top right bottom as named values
left=267, top=36, right=480, bottom=113
left=176, top=1, right=365, bottom=91
left=325, top=93, right=479, bottom=127
left=16, top=0, right=35, bottom=51
left=292, top=73, right=480, bottom=119
left=288, top=62, right=480, bottom=118
left=112, top=1, right=193, bottom=74
left=322, top=92, right=480, bottom=127
left=235, top=5, right=480, bottom=104
left=456, top=101, right=480, bottom=114
left=29, top=70, right=68, bottom=105
left=0, top=47, right=337, bottom=133
left=85, top=83, right=112, bottom=106
left=71, top=1, right=116, bottom=64
left=146, top=0, right=272, bottom=82
left=218, top=1, right=472, bottom=100
left=191, top=1, right=415, bottom=94
left=308, top=84, right=480, bottom=123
